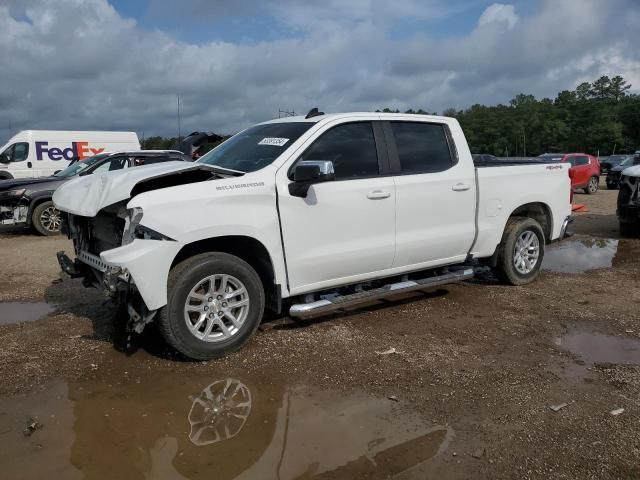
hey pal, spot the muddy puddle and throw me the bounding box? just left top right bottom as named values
left=0, top=367, right=453, bottom=479
left=0, top=302, right=56, bottom=326
left=542, top=238, right=618, bottom=273
left=555, top=331, right=640, bottom=366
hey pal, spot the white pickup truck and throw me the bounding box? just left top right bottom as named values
left=54, top=111, right=572, bottom=360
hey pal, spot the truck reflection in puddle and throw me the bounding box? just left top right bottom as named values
left=188, top=378, right=252, bottom=446
left=0, top=372, right=453, bottom=479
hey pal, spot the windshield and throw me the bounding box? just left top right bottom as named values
left=619, top=157, right=634, bottom=167
left=54, top=153, right=111, bottom=177
left=197, top=122, right=314, bottom=173
left=609, top=155, right=629, bottom=162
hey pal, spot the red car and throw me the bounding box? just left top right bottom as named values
left=538, top=153, right=600, bottom=194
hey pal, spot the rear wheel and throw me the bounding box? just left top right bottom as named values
left=158, top=252, right=265, bottom=360
left=494, top=217, right=545, bottom=286
left=584, top=176, right=599, bottom=194
left=32, top=201, right=61, bottom=236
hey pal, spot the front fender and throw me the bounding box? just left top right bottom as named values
left=100, top=239, right=183, bottom=310
left=124, top=172, right=287, bottom=292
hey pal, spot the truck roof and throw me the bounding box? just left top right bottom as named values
left=261, top=112, right=453, bottom=125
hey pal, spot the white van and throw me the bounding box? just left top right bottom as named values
left=0, top=130, right=140, bottom=179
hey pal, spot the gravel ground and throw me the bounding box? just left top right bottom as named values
left=0, top=186, right=639, bottom=479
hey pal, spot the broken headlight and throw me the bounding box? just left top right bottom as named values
left=121, top=207, right=174, bottom=244
left=121, top=207, right=144, bottom=245
left=0, top=188, right=26, bottom=200
left=133, top=224, right=173, bottom=241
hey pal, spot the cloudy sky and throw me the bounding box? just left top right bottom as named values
left=1, top=0, right=639, bottom=139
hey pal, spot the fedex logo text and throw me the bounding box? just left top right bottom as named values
left=35, top=141, right=105, bottom=161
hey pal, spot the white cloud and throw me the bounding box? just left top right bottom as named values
left=478, top=3, right=519, bottom=30
left=0, top=0, right=638, bottom=139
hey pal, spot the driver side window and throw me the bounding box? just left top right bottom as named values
left=298, top=122, right=379, bottom=180
left=2, top=142, right=29, bottom=162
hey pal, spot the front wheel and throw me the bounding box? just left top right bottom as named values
left=32, top=200, right=62, bottom=236
left=584, top=176, right=599, bottom=194
left=494, top=217, right=545, bottom=286
left=620, top=222, right=639, bottom=237
left=158, top=252, right=265, bottom=360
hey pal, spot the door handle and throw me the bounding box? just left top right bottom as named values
left=366, top=190, right=391, bottom=200
left=452, top=183, right=470, bottom=192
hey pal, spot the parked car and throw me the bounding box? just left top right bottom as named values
left=606, top=155, right=639, bottom=189
left=600, top=154, right=631, bottom=175
left=0, top=150, right=188, bottom=235
left=537, top=153, right=600, bottom=194
left=54, top=111, right=572, bottom=360
left=617, top=153, right=640, bottom=235
left=0, top=130, right=140, bottom=179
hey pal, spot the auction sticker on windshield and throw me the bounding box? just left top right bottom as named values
left=258, top=137, right=289, bottom=146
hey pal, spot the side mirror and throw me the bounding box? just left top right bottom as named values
left=0, top=152, right=10, bottom=164
left=288, top=160, right=335, bottom=197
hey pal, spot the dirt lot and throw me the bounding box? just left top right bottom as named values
left=1, top=186, right=639, bottom=480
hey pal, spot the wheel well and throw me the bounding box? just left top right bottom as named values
left=28, top=196, right=53, bottom=225
left=171, top=236, right=281, bottom=313
left=0, top=173, right=13, bottom=180
left=509, top=202, right=552, bottom=242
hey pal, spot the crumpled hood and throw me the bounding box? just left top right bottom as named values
left=622, top=165, right=640, bottom=178
left=53, top=161, right=211, bottom=217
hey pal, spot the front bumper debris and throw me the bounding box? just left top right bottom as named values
left=57, top=251, right=87, bottom=278
left=0, top=202, right=28, bottom=226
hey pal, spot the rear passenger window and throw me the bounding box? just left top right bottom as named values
left=390, top=122, right=453, bottom=174
left=135, top=156, right=169, bottom=166
left=575, top=156, right=589, bottom=166
left=299, top=122, right=379, bottom=180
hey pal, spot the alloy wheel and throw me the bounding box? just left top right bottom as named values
left=184, top=274, right=250, bottom=342
left=513, top=230, right=540, bottom=274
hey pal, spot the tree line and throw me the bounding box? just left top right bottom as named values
left=142, top=75, right=640, bottom=158
left=382, top=75, right=639, bottom=157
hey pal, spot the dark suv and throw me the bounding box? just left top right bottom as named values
left=606, top=154, right=639, bottom=190
left=0, top=150, right=189, bottom=235
left=601, top=154, right=632, bottom=175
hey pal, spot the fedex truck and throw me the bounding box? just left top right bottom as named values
left=0, top=130, right=140, bottom=179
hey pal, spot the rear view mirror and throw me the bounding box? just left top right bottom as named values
left=289, top=160, right=335, bottom=197
left=0, top=152, right=10, bottom=164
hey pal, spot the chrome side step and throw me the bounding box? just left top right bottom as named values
left=289, top=268, right=474, bottom=319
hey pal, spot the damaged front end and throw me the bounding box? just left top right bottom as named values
left=0, top=190, right=29, bottom=226
left=57, top=202, right=177, bottom=334
left=617, top=173, right=640, bottom=227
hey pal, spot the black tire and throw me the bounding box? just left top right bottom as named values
left=493, top=217, right=545, bottom=286
left=158, top=252, right=265, bottom=360
left=619, top=222, right=639, bottom=237
left=584, top=176, right=599, bottom=194
left=32, top=200, right=61, bottom=236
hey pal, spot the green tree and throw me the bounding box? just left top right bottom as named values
left=610, top=75, right=631, bottom=100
